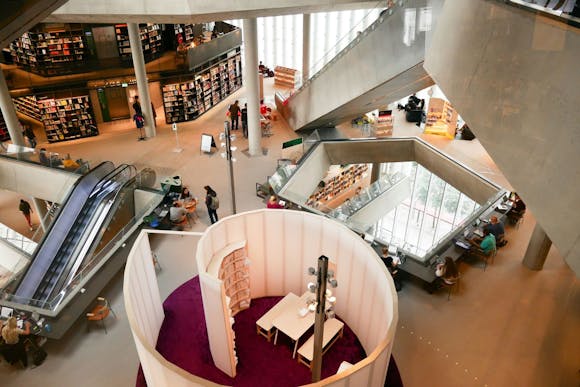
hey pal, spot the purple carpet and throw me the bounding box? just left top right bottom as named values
left=136, top=276, right=402, bottom=386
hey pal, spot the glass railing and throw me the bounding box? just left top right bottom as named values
left=0, top=173, right=164, bottom=312
left=0, top=223, right=37, bottom=255
left=507, top=0, right=580, bottom=26
left=298, top=1, right=398, bottom=88
left=269, top=163, right=298, bottom=193
left=0, top=144, right=93, bottom=175
left=328, top=172, right=405, bottom=221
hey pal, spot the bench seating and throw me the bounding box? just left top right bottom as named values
left=297, top=318, right=344, bottom=368
left=256, top=293, right=299, bottom=341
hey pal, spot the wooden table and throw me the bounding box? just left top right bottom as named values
left=272, top=292, right=314, bottom=358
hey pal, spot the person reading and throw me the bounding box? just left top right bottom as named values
left=484, top=215, right=506, bottom=247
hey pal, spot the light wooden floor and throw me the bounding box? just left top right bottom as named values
left=0, top=79, right=578, bottom=387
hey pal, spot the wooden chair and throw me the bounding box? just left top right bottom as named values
left=441, top=274, right=461, bottom=301
left=86, top=297, right=117, bottom=334
left=470, top=247, right=497, bottom=271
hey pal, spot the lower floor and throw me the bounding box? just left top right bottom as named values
left=0, top=79, right=578, bottom=386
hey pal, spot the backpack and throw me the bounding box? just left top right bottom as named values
left=210, top=195, right=219, bottom=210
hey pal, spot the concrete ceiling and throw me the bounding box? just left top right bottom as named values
left=45, top=0, right=380, bottom=24
left=0, top=0, right=69, bottom=49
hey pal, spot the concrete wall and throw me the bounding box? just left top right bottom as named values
left=424, top=0, right=580, bottom=275
left=0, top=157, right=79, bottom=203
left=46, top=0, right=379, bottom=23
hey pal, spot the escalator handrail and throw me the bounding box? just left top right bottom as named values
left=32, top=165, right=137, bottom=303
left=13, top=162, right=115, bottom=301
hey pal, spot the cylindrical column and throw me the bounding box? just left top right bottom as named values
left=127, top=23, right=156, bottom=138
left=302, top=13, right=311, bottom=81
left=522, top=223, right=552, bottom=270
left=31, top=197, right=49, bottom=232
left=311, top=255, right=328, bottom=382
left=224, top=121, right=237, bottom=214
left=242, top=18, right=262, bottom=156
left=371, top=162, right=381, bottom=183
left=0, top=69, right=25, bottom=146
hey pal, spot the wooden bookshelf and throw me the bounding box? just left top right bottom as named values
left=115, top=23, right=163, bottom=63
left=162, top=52, right=242, bottom=123
left=0, top=113, right=9, bottom=142
left=424, top=98, right=458, bottom=139
left=10, top=25, right=87, bottom=76
left=307, top=164, right=370, bottom=208
left=217, top=244, right=250, bottom=317
left=274, top=66, right=302, bottom=89
left=13, top=95, right=42, bottom=121
left=38, top=95, right=98, bottom=143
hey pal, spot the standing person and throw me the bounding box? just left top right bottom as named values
left=22, top=125, right=37, bottom=148
left=132, top=95, right=142, bottom=116
left=241, top=103, right=248, bottom=138
left=228, top=100, right=240, bottom=130
left=150, top=102, right=157, bottom=122
left=1, top=317, right=31, bottom=368
left=133, top=114, right=145, bottom=141
left=204, top=185, right=219, bottom=224
left=18, top=199, right=33, bottom=231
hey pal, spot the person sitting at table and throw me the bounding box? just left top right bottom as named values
left=1, top=317, right=31, bottom=368
left=469, top=228, right=496, bottom=255
left=169, top=201, right=188, bottom=224
left=485, top=215, right=507, bottom=247
left=267, top=195, right=284, bottom=209
left=507, top=193, right=526, bottom=225
left=181, top=186, right=192, bottom=200
left=381, top=247, right=402, bottom=291
left=429, top=256, right=459, bottom=293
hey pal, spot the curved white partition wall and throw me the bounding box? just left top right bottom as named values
left=124, top=210, right=398, bottom=386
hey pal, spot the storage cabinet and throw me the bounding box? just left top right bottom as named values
left=274, top=66, right=302, bottom=89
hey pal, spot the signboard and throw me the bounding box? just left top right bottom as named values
left=172, top=123, right=178, bottom=132
left=201, top=133, right=213, bottom=153
left=282, top=137, right=303, bottom=149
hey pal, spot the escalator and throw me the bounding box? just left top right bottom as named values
left=280, top=0, right=444, bottom=131
left=30, top=165, right=135, bottom=306
left=12, top=162, right=137, bottom=306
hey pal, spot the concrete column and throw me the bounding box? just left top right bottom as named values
left=302, top=13, right=311, bottom=81
left=127, top=23, right=156, bottom=138
left=370, top=162, right=381, bottom=183
left=31, top=197, right=49, bottom=232
left=522, top=223, right=552, bottom=270
left=242, top=18, right=261, bottom=156
left=0, top=69, right=25, bottom=146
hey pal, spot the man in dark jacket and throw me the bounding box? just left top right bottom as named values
left=228, top=100, right=240, bottom=130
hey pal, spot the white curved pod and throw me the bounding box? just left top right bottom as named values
left=196, top=209, right=398, bottom=386
left=125, top=211, right=398, bottom=386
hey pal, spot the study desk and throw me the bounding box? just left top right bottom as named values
left=272, top=292, right=313, bottom=358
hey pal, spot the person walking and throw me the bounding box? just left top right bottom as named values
left=241, top=103, right=248, bottom=138
left=23, top=125, right=37, bottom=148
left=18, top=199, right=33, bottom=231
left=228, top=100, right=240, bottom=130
left=204, top=185, right=219, bottom=224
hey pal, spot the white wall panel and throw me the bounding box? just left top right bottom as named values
left=245, top=212, right=266, bottom=297
left=283, top=211, right=304, bottom=294
left=264, top=210, right=285, bottom=295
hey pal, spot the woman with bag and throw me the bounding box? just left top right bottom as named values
left=204, top=185, right=219, bottom=224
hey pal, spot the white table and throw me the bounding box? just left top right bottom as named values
left=272, top=292, right=314, bottom=358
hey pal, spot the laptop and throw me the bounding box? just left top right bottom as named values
left=474, top=229, right=484, bottom=238
left=1, top=306, right=13, bottom=319
left=388, top=245, right=398, bottom=256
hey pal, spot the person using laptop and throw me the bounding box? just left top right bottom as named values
left=428, top=256, right=459, bottom=294
left=169, top=201, right=188, bottom=224
left=1, top=316, right=31, bottom=367
left=484, top=215, right=507, bottom=247
left=469, top=228, right=496, bottom=255
left=381, top=247, right=402, bottom=291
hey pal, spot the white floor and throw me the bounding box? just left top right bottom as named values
left=1, top=79, right=578, bottom=387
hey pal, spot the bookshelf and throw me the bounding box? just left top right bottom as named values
left=38, top=95, right=99, bottom=143
left=307, top=164, right=370, bottom=207
left=115, top=23, right=163, bottom=63
left=174, top=24, right=196, bottom=45
left=13, top=96, right=42, bottom=121
left=162, top=52, right=242, bottom=123
left=10, top=25, right=87, bottom=76
left=217, top=244, right=251, bottom=316
left=424, top=98, right=458, bottom=139
left=274, top=66, right=302, bottom=89
left=0, top=113, right=9, bottom=142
